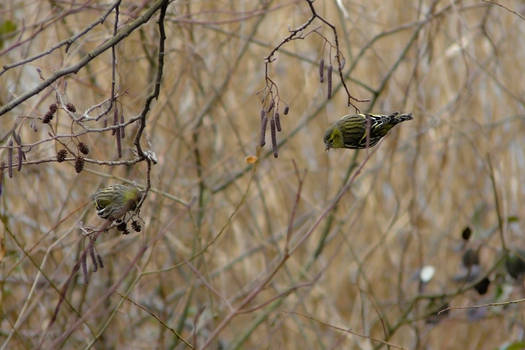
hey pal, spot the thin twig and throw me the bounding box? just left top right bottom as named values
left=486, top=154, right=507, bottom=251
left=0, top=1, right=121, bottom=76
left=439, top=297, right=525, bottom=314
left=483, top=0, right=525, bottom=21
left=286, top=311, right=407, bottom=350
left=117, top=292, right=194, bottom=348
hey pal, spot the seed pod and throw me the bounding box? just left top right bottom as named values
left=473, top=277, right=490, bottom=295
left=505, top=251, right=525, bottom=279
left=267, top=100, right=275, bottom=113
left=42, top=111, right=54, bottom=123
left=78, top=142, right=89, bottom=155
left=270, top=118, right=278, bottom=158
left=66, top=103, right=76, bottom=112
left=12, top=132, right=22, bottom=145
left=462, top=248, right=479, bottom=268
left=283, top=106, right=289, bottom=115
left=57, top=149, right=67, bottom=162
left=81, top=252, right=88, bottom=283
left=17, top=147, right=23, bottom=172
left=49, top=103, right=58, bottom=113
left=275, top=112, right=281, bottom=132
left=7, top=139, right=13, bottom=178
left=97, top=254, right=104, bottom=268
left=319, top=58, right=325, bottom=83
left=89, top=243, right=98, bottom=272
left=12, top=133, right=24, bottom=172
left=327, top=65, right=333, bottom=99
left=75, top=156, right=84, bottom=173
left=260, top=114, right=268, bottom=147
left=461, top=226, right=472, bottom=241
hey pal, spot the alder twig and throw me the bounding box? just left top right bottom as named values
left=0, top=0, right=170, bottom=116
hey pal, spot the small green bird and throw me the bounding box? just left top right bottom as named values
left=324, top=112, right=413, bottom=150
left=94, top=184, right=144, bottom=221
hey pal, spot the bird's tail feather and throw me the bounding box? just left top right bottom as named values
left=391, top=112, right=413, bottom=124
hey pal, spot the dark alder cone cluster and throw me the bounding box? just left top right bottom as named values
left=66, top=103, right=76, bottom=112
left=57, top=149, right=67, bottom=162
left=75, top=156, right=84, bottom=173
left=114, top=220, right=142, bottom=235
left=461, top=226, right=472, bottom=241
left=461, top=248, right=480, bottom=268
left=43, top=103, right=58, bottom=123
left=505, top=251, right=525, bottom=279
left=116, top=221, right=130, bottom=235
left=78, top=142, right=90, bottom=155
left=474, top=277, right=490, bottom=295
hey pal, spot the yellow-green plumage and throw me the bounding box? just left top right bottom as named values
left=94, top=184, right=143, bottom=221
left=324, top=112, right=412, bottom=150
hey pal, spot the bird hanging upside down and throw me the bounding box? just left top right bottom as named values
left=323, top=112, right=413, bottom=150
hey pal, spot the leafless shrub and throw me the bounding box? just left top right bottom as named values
left=1, top=0, right=525, bottom=349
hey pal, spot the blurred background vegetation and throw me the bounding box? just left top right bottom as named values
left=1, top=0, right=525, bottom=349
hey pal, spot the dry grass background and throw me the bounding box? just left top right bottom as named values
left=1, top=0, right=525, bottom=349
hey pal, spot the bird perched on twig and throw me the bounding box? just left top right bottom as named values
left=93, top=184, right=144, bottom=221
left=324, top=112, right=412, bottom=150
